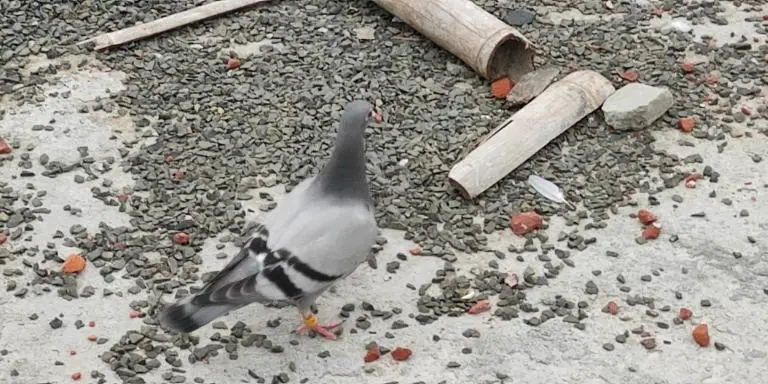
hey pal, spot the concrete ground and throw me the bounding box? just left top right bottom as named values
left=2, top=4, right=768, bottom=384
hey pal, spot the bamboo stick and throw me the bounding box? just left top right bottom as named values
left=79, top=0, right=271, bottom=51
left=448, top=70, right=616, bottom=199
left=372, top=0, right=536, bottom=81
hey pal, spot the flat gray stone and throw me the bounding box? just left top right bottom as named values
left=506, top=66, right=561, bottom=106
left=504, top=8, right=535, bottom=26
left=602, top=83, right=674, bottom=131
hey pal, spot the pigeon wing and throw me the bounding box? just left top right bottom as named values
left=191, top=195, right=376, bottom=306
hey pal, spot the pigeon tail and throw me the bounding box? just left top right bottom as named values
left=155, top=226, right=279, bottom=334
left=156, top=294, right=240, bottom=333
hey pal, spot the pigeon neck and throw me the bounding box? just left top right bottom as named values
left=319, top=128, right=369, bottom=200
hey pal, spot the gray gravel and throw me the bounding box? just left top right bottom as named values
left=1, top=0, right=768, bottom=383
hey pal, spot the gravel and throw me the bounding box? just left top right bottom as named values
left=1, top=0, right=767, bottom=383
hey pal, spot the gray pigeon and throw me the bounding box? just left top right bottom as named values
left=157, top=100, right=382, bottom=340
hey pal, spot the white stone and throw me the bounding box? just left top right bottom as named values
left=602, top=83, right=674, bottom=131
left=660, top=18, right=694, bottom=34
left=355, top=26, right=375, bottom=40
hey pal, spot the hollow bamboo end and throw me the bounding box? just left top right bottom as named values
left=448, top=176, right=472, bottom=200
left=486, top=34, right=536, bottom=82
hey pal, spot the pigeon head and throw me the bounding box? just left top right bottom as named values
left=339, top=100, right=382, bottom=135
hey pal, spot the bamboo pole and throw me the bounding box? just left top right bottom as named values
left=79, top=0, right=271, bottom=51
left=448, top=70, right=616, bottom=199
left=372, top=0, right=536, bottom=81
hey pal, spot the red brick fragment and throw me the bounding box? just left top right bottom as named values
left=684, top=173, right=703, bottom=189
left=619, top=70, right=639, bottom=82
left=468, top=300, right=490, bottom=314
left=678, top=118, right=695, bottom=133
left=740, top=106, right=752, bottom=116
left=0, top=137, right=11, bottom=154
left=173, top=232, right=190, bottom=245
left=491, top=77, right=514, bottom=99
left=227, top=57, right=241, bottom=70
left=642, top=223, right=661, bottom=240
left=364, top=344, right=381, bottom=363
left=509, top=212, right=543, bottom=236
left=637, top=209, right=657, bottom=225
left=693, top=322, right=710, bottom=347
left=391, top=347, right=412, bottom=361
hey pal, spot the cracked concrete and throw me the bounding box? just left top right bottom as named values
left=2, top=4, right=768, bottom=384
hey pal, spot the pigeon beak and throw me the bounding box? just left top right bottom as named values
left=371, top=110, right=383, bottom=123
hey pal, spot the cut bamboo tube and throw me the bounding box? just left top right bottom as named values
left=372, top=0, right=536, bottom=81
left=79, top=0, right=271, bottom=51
left=448, top=70, right=616, bottom=199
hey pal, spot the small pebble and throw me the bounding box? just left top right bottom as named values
left=640, top=338, right=657, bottom=350
left=462, top=328, right=481, bottom=338
left=714, top=342, right=726, bottom=351
left=739, top=209, right=749, bottom=217
left=49, top=317, right=63, bottom=329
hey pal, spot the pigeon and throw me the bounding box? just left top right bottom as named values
left=156, top=100, right=382, bottom=340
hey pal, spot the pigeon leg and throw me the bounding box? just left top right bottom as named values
left=293, top=311, right=342, bottom=340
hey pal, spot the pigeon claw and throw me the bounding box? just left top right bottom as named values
left=294, top=313, right=341, bottom=340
